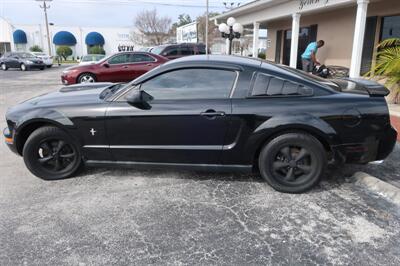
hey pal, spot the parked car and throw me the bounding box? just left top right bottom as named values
left=151, top=43, right=209, bottom=60
left=0, top=52, right=46, bottom=71
left=61, top=52, right=167, bottom=85
left=31, top=52, right=53, bottom=68
left=138, top=47, right=153, bottom=52
left=78, top=54, right=106, bottom=66
left=4, top=55, right=397, bottom=193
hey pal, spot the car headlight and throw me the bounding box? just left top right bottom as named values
left=26, top=60, right=34, bottom=64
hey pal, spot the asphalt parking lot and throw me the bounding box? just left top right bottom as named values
left=1, top=67, right=400, bottom=265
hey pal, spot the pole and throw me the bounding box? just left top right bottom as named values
left=37, top=0, right=52, bottom=56
left=205, top=0, right=209, bottom=55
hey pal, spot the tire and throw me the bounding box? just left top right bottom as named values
left=22, top=126, right=82, bottom=180
left=20, top=63, right=27, bottom=71
left=258, top=133, right=327, bottom=193
left=78, top=73, right=96, bottom=83
left=1, top=63, right=8, bottom=70
left=40, top=67, right=45, bottom=70
left=46, top=65, right=52, bottom=68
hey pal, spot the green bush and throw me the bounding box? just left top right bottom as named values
left=88, top=46, right=106, bottom=55
left=56, top=46, right=73, bottom=61
left=258, top=52, right=266, bottom=59
left=29, top=45, right=43, bottom=52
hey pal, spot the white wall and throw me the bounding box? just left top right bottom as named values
left=0, top=18, right=138, bottom=57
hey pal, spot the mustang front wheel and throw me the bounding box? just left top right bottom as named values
left=23, top=126, right=82, bottom=180
left=259, top=133, right=326, bottom=193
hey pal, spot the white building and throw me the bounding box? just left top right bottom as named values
left=0, top=17, right=138, bottom=57
left=213, top=0, right=400, bottom=78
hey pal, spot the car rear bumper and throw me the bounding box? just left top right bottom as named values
left=332, top=125, right=397, bottom=164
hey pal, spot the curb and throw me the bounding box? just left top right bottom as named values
left=353, top=172, right=400, bottom=206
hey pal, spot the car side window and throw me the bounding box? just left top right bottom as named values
left=164, top=48, right=178, bottom=56
left=140, top=68, right=237, bottom=100
left=108, top=54, right=129, bottom=64
left=180, top=47, right=193, bottom=56
left=129, top=54, right=156, bottom=63
left=251, top=73, right=313, bottom=97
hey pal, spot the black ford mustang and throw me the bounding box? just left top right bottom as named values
left=4, top=55, right=397, bottom=193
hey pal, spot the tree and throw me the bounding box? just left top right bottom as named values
left=368, top=38, right=400, bottom=103
left=29, top=45, right=43, bottom=52
left=133, top=9, right=172, bottom=46
left=196, top=12, right=220, bottom=47
left=56, top=46, right=73, bottom=61
left=88, top=46, right=105, bottom=55
left=170, top=13, right=193, bottom=37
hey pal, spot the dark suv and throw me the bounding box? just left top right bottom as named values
left=151, top=43, right=209, bottom=60
left=0, top=52, right=46, bottom=71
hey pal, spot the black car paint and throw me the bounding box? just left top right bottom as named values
left=4, top=55, right=397, bottom=171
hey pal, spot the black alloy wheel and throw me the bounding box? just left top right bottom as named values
left=23, top=126, right=82, bottom=180
left=259, top=133, right=326, bottom=193
left=36, top=139, right=77, bottom=173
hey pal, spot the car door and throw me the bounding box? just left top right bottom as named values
left=8, top=54, right=20, bottom=68
left=125, top=53, right=158, bottom=80
left=98, top=53, right=131, bottom=82
left=105, top=67, right=238, bottom=164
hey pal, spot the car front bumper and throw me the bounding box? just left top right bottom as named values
left=61, top=74, right=77, bottom=85
left=3, top=127, right=18, bottom=155
left=26, top=63, right=46, bottom=69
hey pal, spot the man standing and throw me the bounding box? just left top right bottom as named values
left=301, top=40, right=324, bottom=73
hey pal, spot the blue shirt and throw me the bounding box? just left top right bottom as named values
left=301, top=42, right=318, bottom=60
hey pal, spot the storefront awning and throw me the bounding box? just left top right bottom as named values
left=85, top=32, right=105, bottom=46
left=53, top=31, right=77, bottom=46
left=13, top=29, right=27, bottom=44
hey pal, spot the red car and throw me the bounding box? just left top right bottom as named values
left=61, top=52, right=168, bottom=85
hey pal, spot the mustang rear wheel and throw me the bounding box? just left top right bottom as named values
left=23, top=126, right=82, bottom=180
left=258, top=133, right=326, bottom=193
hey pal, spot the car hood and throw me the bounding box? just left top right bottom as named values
left=13, top=83, right=112, bottom=111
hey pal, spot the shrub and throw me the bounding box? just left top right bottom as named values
left=88, top=46, right=106, bottom=55
left=258, top=52, right=266, bottom=59
left=56, top=46, right=73, bottom=61
left=29, top=45, right=43, bottom=52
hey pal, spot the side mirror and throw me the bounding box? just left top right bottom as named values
left=103, top=62, right=110, bottom=68
left=126, top=90, right=153, bottom=109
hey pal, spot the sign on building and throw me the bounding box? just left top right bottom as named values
left=176, top=22, right=198, bottom=43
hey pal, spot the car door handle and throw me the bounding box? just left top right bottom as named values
left=122, top=65, right=129, bottom=68
left=146, top=63, right=153, bottom=66
left=200, top=109, right=225, bottom=119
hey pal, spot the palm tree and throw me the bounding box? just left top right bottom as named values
left=369, top=38, right=400, bottom=104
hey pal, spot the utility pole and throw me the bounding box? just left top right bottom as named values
left=205, top=0, right=209, bottom=55
left=36, top=0, right=52, bottom=56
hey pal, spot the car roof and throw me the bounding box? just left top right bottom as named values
left=164, top=55, right=263, bottom=68
left=132, top=55, right=263, bottom=85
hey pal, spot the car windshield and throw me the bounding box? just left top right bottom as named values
left=151, top=46, right=164, bottom=55
left=99, top=83, right=127, bottom=99
left=32, top=53, right=46, bottom=56
left=82, top=55, right=105, bottom=62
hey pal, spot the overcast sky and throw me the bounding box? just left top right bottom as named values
left=1, top=0, right=247, bottom=27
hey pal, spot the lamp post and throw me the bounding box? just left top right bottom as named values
left=218, top=17, right=243, bottom=55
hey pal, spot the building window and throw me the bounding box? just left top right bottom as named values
left=380, top=15, right=400, bottom=41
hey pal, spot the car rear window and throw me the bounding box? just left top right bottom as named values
left=251, top=73, right=313, bottom=97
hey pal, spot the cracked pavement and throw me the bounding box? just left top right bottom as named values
left=1, top=67, right=399, bottom=265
